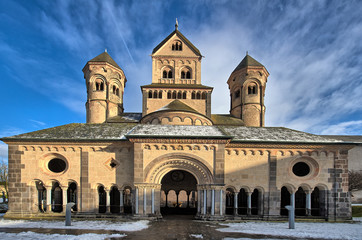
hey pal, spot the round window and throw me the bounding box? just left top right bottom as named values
left=292, top=162, right=310, bottom=177
left=48, top=158, right=66, bottom=173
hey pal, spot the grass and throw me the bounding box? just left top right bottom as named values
left=352, top=206, right=362, bottom=217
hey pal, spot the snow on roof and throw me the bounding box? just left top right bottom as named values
left=127, top=124, right=229, bottom=138
left=220, top=126, right=344, bottom=143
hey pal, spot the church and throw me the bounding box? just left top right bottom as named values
left=2, top=24, right=353, bottom=221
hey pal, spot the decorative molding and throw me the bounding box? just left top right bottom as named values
left=129, top=138, right=228, bottom=144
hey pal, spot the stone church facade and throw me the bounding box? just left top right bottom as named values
left=2, top=25, right=354, bottom=220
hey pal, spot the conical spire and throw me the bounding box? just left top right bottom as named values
left=88, top=51, right=122, bottom=70
left=232, top=54, right=265, bottom=73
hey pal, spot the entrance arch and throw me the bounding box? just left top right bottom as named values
left=160, top=170, right=198, bottom=215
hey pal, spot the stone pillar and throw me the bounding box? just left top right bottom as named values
left=120, top=189, right=124, bottom=213
left=306, top=192, right=311, bottom=216
left=143, top=188, right=147, bottom=215
left=46, top=187, right=52, bottom=212
left=290, top=192, right=295, bottom=209
left=106, top=189, right=110, bottom=213
left=135, top=188, right=139, bottom=214
left=197, top=189, right=201, bottom=214
left=203, top=189, right=207, bottom=215
left=62, top=189, right=67, bottom=213
left=151, top=188, right=155, bottom=214
left=220, top=189, right=223, bottom=216
left=234, top=192, right=238, bottom=215
left=247, top=192, right=252, bottom=216
left=211, top=189, right=215, bottom=215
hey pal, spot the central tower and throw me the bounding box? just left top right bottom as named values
left=141, top=23, right=213, bottom=119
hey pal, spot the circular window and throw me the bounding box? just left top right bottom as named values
left=48, top=158, right=66, bottom=173
left=292, top=162, right=310, bottom=177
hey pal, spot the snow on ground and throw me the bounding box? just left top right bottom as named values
left=218, top=218, right=362, bottom=240
left=0, top=218, right=149, bottom=232
left=0, top=232, right=125, bottom=240
left=189, top=233, right=204, bottom=238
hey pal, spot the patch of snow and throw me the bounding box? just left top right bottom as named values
left=190, top=233, right=203, bottom=238
left=0, top=232, right=125, bottom=240
left=0, top=219, right=149, bottom=232
left=218, top=221, right=362, bottom=240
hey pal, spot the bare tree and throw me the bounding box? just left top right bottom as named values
left=0, top=159, right=8, bottom=201
left=349, top=170, right=362, bottom=192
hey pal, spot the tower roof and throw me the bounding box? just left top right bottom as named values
left=232, top=54, right=265, bottom=73
left=152, top=29, right=201, bottom=56
left=88, top=51, right=122, bottom=70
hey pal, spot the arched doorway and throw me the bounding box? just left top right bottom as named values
left=225, top=188, right=235, bottom=215
left=280, top=186, right=290, bottom=216
left=51, top=182, right=62, bottom=213
left=98, top=186, right=106, bottom=213
left=160, top=170, right=197, bottom=215
left=67, top=182, right=77, bottom=211
left=110, top=186, right=120, bottom=213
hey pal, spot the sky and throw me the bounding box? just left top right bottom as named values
left=1, top=0, right=362, bottom=160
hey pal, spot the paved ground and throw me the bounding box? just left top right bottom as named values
left=0, top=215, right=328, bottom=239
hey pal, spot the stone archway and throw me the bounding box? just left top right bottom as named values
left=160, top=170, right=198, bottom=215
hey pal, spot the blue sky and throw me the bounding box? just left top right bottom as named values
left=1, top=0, right=362, bottom=160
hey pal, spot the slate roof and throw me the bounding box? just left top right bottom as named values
left=2, top=123, right=348, bottom=144
left=232, top=54, right=266, bottom=73
left=87, top=51, right=122, bottom=70
left=152, top=29, right=202, bottom=56
left=141, top=84, right=213, bottom=89
left=320, top=135, right=362, bottom=143
left=220, top=126, right=344, bottom=144
left=127, top=125, right=228, bottom=139
left=2, top=123, right=137, bottom=142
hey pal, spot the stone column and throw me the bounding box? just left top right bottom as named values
left=151, top=188, right=155, bottom=214
left=143, top=188, right=147, bottom=215
left=135, top=188, right=139, bottom=214
left=203, top=189, right=207, bottom=215
left=220, top=189, right=223, bottom=216
left=62, top=189, right=67, bottom=213
left=211, top=189, right=215, bottom=215
left=46, top=187, right=52, bottom=212
left=306, top=192, right=311, bottom=216
left=247, top=192, right=252, bottom=216
left=234, top=192, right=238, bottom=215
left=106, top=189, right=110, bottom=213
left=290, top=191, right=295, bottom=209
left=120, top=189, right=124, bottom=213
left=197, top=189, right=201, bottom=214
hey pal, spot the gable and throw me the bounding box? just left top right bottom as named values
left=152, top=30, right=201, bottom=57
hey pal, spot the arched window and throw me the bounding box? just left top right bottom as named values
left=172, top=40, right=182, bottom=51
left=201, top=92, right=207, bottom=99
left=168, top=70, right=173, bottom=78
left=51, top=182, right=63, bottom=213
left=158, top=91, right=163, bottom=99
left=186, top=71, right=191, bottom=79
left=248, top=85, right=257, bottom=94
left=191, top=91, right=196, bottom=99
left=153, top=91, right=158, bottom=98
left=167, top=91, right=171, bottom=99
left=163, top=70, right=167, bottom=78
left=235, top=90, right=240, bottom=98
left=181, top=71, right=186, bottom=79
left=172, top=91, right=177, bottom=99
left=148, top=91, right=153, bottom=98
left=182, top=91, right=187, bottom=99
left=95, top=79, right=104, bottom=91
left=177, top=91, right=182, bottom=99
left=196, top=92, right=201, bottom=99
left=112, top=85, right=116, bottom=94
left=116, top=88, right=119, bottom=96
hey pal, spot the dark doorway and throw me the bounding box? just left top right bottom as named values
left=238, top=189, right=247, bottom=215
left=123, top=187, right=132, bottom=214
left=295, top=187, right=306, bottom=216
left=110, top=186, right=120, bottom=213
left=311, top=187, right=321, bottom=216
left=225, top=188, right=234, bottom=215
left=36, top=181, right=46, bottom=212
left=67, top=182, right=77, bottom=211
left=98, top=186, right=106, bottom=213
left=160, top=170, right=197, bottom=215
left=51, top=182, right=63, bottom=212
left=280, top=186, right=290, bottom=216
left=251, top=189, right=259, bottom=215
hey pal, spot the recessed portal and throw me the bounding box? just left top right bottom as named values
left=160, top=170, right=197, bottom=215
